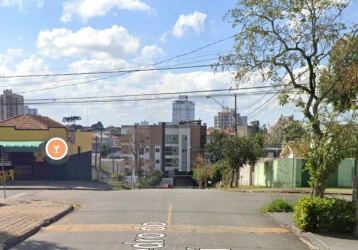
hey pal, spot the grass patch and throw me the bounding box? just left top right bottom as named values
left=260, top=199, right=294, bottom=213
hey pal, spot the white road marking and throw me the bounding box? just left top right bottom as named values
left=8, top=193, right=27, bottom=199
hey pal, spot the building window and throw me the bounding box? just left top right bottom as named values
left=155, top=148, right=160, bottom=152
left=182, top=149, right=187, bottom=153
left=172, top=159, right=178, bottom=164
left=145, top=147, right=149, bottom=152
left=139, top=148, right=144, bottom=155
left=146, top=136, right=149, bottom=141
left=182, top=160, right=187, bottom=166
left=155, top=159, right=160, bottom=164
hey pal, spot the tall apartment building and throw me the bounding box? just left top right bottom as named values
left=0, top=90, right=24, bottom=121
left=214, top=108, right=248, bottom=130
left=24, top=106, right=38, bottom=115
left=121, top=120, right=206, bottom=185
left=172, top=95, right=195, bottom=123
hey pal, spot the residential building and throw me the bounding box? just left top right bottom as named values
left=172, top=95, right=195, bottom=122
left=0, top=89, right=24, bottom=121
left=120, top=120, right=207, bottom=186
left=0, top=114, right=92, bottom=181
left=24, top=106, right=38, bottom=115
left=214, top=108, right=248, bottom=130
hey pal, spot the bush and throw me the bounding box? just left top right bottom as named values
left=260, top=199, right=294, bottom=213
left=293, top=196, right=358, bottom=233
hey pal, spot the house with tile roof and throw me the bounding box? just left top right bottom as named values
left=0, top=114, right=92, bottom=181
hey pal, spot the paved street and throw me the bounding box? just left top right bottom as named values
left=3, top=189, right=309, bottom=250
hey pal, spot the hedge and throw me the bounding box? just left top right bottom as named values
left=293, top=196, right=358, bottom=233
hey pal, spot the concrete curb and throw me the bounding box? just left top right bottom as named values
left=266, top=213, right=321, bottom=250
left=267, top=212, right=339, bottom=250
left=221, top=188, right=352, bottom=196
left=0, top=204, right=75, bottom=250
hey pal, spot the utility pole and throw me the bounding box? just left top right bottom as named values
left=94, top=136, right=99, bottom=181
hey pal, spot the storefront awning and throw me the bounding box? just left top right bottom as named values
left=0, top=141, right=45, bottom=153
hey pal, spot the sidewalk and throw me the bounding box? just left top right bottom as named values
left=268, top=212, right=358, bottom=250
left=3, top=180, right=113, bottom=191
left=223, top=187, right=353, bottom=196
left=0, top=199, right=74, bottom=250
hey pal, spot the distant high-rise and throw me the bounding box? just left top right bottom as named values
left=214, top=109, right=247, bottom=130
left=0, top=89, right=24, bottom=121
left=24, top=106, right=38, bottom=115
left=172, top=95, right=195, bottom=122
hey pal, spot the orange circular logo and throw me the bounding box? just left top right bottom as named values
left=45, top=138, right=68, bottom=160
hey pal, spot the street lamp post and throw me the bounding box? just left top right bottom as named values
left=206, top=95, right=238, bottom=136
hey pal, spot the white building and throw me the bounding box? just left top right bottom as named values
left=214, top=108, right=248, bottom=130
left=24, top=106, right=38, bottom=115
left=0, top=89, right=24, bottom=121
left=172, top=95, right=195, bottom=123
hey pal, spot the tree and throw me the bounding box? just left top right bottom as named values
left=101, top=144, right=110, bottom=157
left=192, top=155, right=212, bottom=189
left=63, top=116, right=82, bottom=125
left=211, top=159, right=231, bottom=186
left=120, top=126, right=148, bottom=180
left=268, top=120, right=305, bottom=144
left=218, top=0, right=358, bottom=197
left=145, top=170, right=163, bottom=188
left=201, top=130, right=228, bottom=164
left=223, top=134, right=265, bottom=187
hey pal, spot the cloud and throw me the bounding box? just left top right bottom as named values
left=15, top=55, right=49, bottom=73
left=60, top=0, right=155, bottom=23
left=158, top=31, right=169, bottom=43
left=7, top=48, right=23, bottom=57
left=37, top=25, right=140, bottom=59
left=172, top=11, right=207, bottom=38
left=36, top=0, right=43, bottom=8
left=68, top=58, right=132, bottom=73
left=0, top=0, right=23, bottom=10
left=0, top=0, right=43, bottom=10
left=132, top=45, right=167, bottom=64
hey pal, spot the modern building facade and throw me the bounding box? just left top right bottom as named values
left=24, top=106, right=38, bottom=115
left=0, top=89, right=24, bottom=122
left=121, top=120, right=207, bottom=186
left=214, top=108, right=248, bottom=130
left=172, top=95, right=195, bottom=123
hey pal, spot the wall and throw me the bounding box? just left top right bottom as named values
left=255, top=158, right=353, bottom=188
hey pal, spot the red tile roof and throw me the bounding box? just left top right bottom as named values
left=0, top=114, right=65, bottom=130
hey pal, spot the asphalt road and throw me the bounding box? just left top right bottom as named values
left=6, top=189, right=310, bottom=250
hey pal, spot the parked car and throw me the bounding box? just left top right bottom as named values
left=160, top=184, right=173, bottom=189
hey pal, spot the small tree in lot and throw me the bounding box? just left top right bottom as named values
left=192, top=155, right=212, bottom=189
left=145, top=170, right=163, bottom=188
left=120, top=126, right=148, bottom=181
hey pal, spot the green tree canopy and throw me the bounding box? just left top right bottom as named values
left=218, top=0, right=358, bottom=197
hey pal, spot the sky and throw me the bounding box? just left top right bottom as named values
left=0, top=0, right=357, bottom=129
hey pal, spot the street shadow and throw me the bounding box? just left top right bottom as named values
left=5, top=180, right=113, bottom=190
left=12, top=240, right=78, bottom=250
left=316, top=232, right=358, bottom=241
